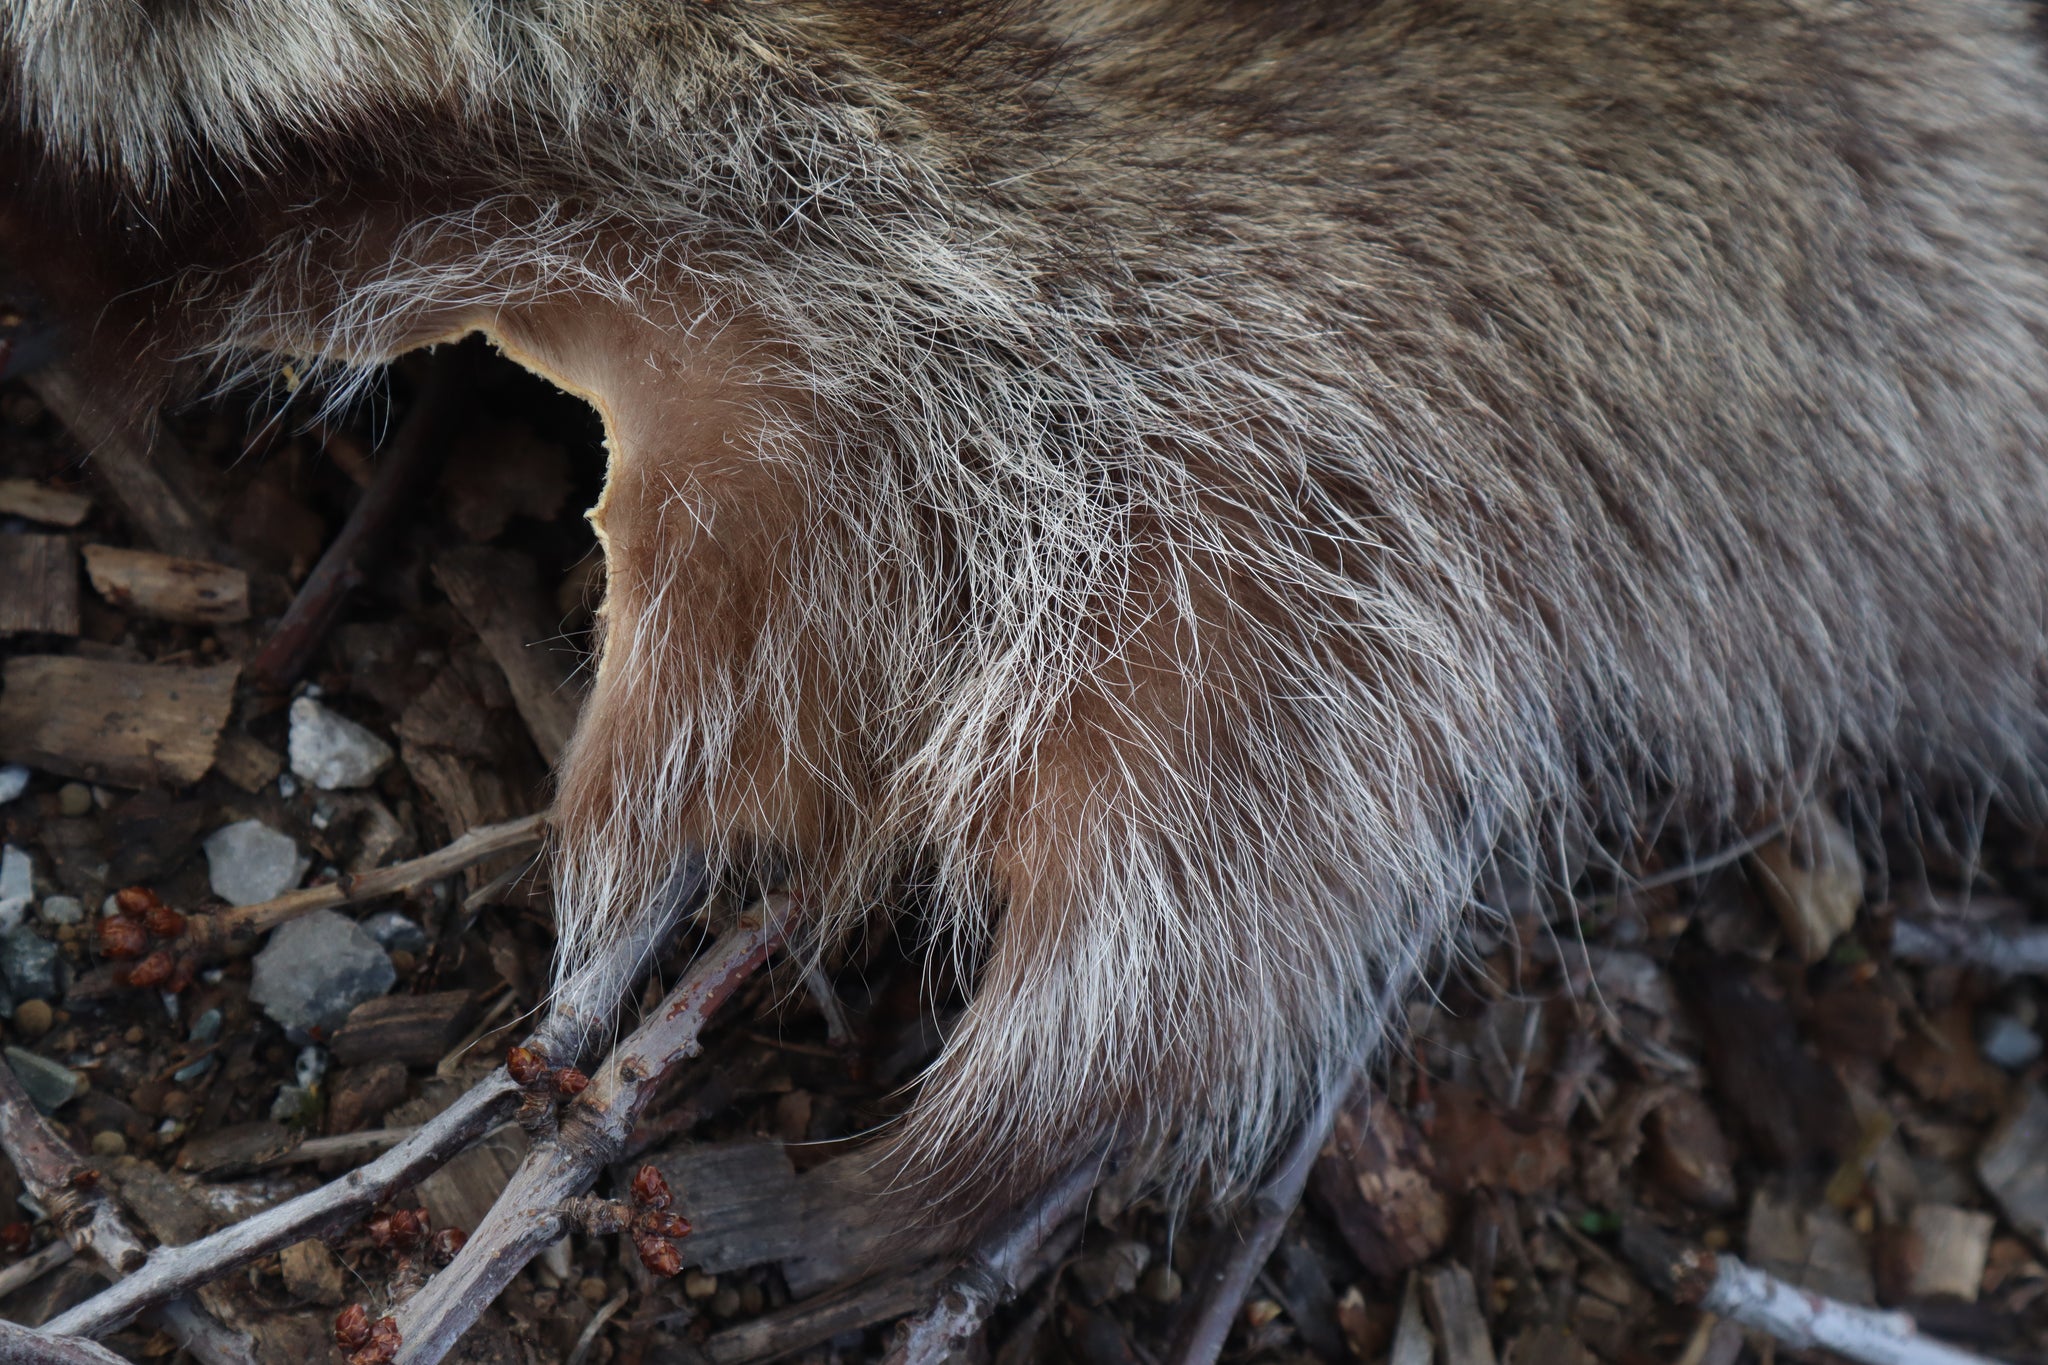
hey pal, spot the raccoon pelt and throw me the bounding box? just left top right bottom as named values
left=7, top=0, right=2048, bottom=1221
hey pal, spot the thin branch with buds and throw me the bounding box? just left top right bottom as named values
left=40, top=852, right=699, bottom=1344
left=1621, top=1220, right=1998, bottom=1365
left=0, top=1042, right=253, bottom=1363
left=389, top=896, right=793, bottom=1364
left=886, top=1151, right=1107, bottom=1365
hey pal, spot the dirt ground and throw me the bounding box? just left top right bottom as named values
left=0, top=344, right=2043, bottom=1365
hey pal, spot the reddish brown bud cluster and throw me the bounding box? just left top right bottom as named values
left=505, top=1046, right=592, bottom=1102
left=101, top=886, right=194, bottom=990
left=505, top=1045, right=546, bottom=1086
left=625, top=1165, right=691, bottom=1277
left=428, top=1226, right=467, bottom=1265
left=95, top=916, right=149, bottom=961
left=0, top=1222, right=30, bottom=1255
left=366, top=1207, right=429, bottom=1253
left=334, top=1304, right=401, bottom=1365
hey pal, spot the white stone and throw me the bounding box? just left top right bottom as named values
left=36, top=896, right=83, bottom=927
left=0, top=846, right=33, bottom=933
left=288, top=697, right=393, bottom=791
left=0, top=765, right=28, bottom=806
left=202, top=820, right=309, bottom=907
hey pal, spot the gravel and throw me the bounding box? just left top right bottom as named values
left=202, top=819, right=309, bottom=907
left=288, top=697, right=394, bottom=790
left=248, top=908, right=396, bottom=1034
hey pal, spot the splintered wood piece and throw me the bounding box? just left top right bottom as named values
left=432, top=547, right=585, bottom=764
left=330, top=991, right=479, bottom=1067
left=1978, top=1086, right=2048, bottom=1256
left=81, top=544, right=250, bottom=624
left=0, top=533, right=79, bottom=635
left=27, top=364, right=223, bottom=562
left=0, top=477, right=91, bottom=527
left=1309, top=1085, right=1450, bottom=1279
left=1907, top=1204, right=1995, bottom=1302
left=212, top=732, right=285, bottom=794
left=1419, top=1264, right=1499, bottom=1365
left=0, top=655, right=238, bottom=787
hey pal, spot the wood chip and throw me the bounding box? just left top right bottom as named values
left=1751, top=805, right=1864, bottom=963
left=1907, top=1203, right=1995, bottom=1302
left=1745, top=1185, right=1876, bottom=1306
left=1420, top=1263, right=1498, bottom=1365
left=0, top=655, right=238, bottom=787
left=1309, top=1086, right=1451, bottom=1279
left=212, top=732, right=285, bottom=794
left=330, top=991, right=478, bottom=1067
left=1647, top=1089, right=1739, bottom=1212
left=432, top=547, right=584, bottom=764
left=81, top=544, right=249, bottom=624
left=0, top=534, right=79, bottom=635
left=1978, top=1086, right=2048, bottom=1257
left=0, top=478, right=91, bottom=527
left=278, top=1239, right=347, bottom=1307
left=27, top=364, right=223, bottom=562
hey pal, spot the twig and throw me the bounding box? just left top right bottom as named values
left=565, top=1288, right=631, bottom=1365
left=703, top=1264, right=953, bottom=1365
left=1622, top=1221, right=1999, bottom=1365
left=0, top=1041, right=254, bottom=1363
left=0, top=1055, right=147, bottom=1276
left=804, top=967, right=853, bottom=1047
left=0, top=1317, right=127, bottom=1365
left=252, top=1126, right=422, bottom=1169
left=1891, top=918, right=2048, bottom=977
left=1164, top=1017, right=1388, bottom=1365
left=390, top=897, right=793, bottom=1364
left=180, top=814, right=547, bottom=956
left=25, top=363, right=225, bottom=564
left=886, top=1152, right=1104, bottom=1365
left=249, top=353, right=467, bottom=690
left=42, top=856, right=676, bottom=1342
left=0, top=1237, right=73, bottom=1298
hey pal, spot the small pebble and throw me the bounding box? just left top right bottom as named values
left=389, top=949, right=415, bottom=976
left=187, top=1009, right=223, bottom=1046
left=0, top=928, right=62, bottom=1002
left=11, top=999, right=51, bottom=1040
left=130, top=1080, right=169, bottom=1117
left=683, top=1270, right=718, bottom=1300
left=1981, top=1013, right=2044, bottom=1070
left=171, top=1055, right=215, bottom=1085
left=0, top=846, right=33, bottom=932
left=1140, top=1265, right=1183, bottom=1304
left=287, top=697, right=394, bottom=790
left=361, top=910, right=428, bottom=955
left=160, top=1090, right=194, bottom=1119
left=711, top=1286, right=742, bottom=1318
left=6, top=1047, right=85, bottom=1108
left=249, top=910, right=396, bottom=1034
left=577, top=1276, right=608, bottom=1306
left=123, top=1027, right=144, bottom=1046
left=0, top=765, right=28, bottom=806
left=55, top=783, right=91, bottom=819
left=89, top=1131, right=125, bottom=1157
left=202, top=820, right=308, bottom=907
left=36, top=896, right=82, bottom=927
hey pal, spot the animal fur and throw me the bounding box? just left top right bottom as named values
left=8, top=0, right=2048, bottom=1218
